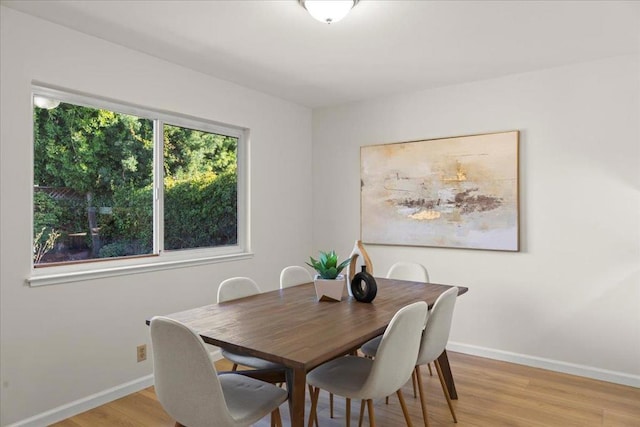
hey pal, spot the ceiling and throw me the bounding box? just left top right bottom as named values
left=3, top=0, right=639, bottom=108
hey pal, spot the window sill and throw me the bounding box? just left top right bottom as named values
left=27, top=251, right=254, bottom=287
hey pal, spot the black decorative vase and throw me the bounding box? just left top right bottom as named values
left=350, top=265, right=377, bottom=303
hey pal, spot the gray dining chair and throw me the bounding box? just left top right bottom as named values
left=306, top=301, right=428, bottom=427
left=217, top=277, right=282, bottom=371
left=280, top=265, right=313, bottom=289
left=150, top=316, right=287, bottom=427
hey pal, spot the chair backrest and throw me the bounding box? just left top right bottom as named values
left=416, top=286, right=458, bottom=365
left=217, top=277, right=260, bottom=303
left=280, top=266, right=313, bottom=289
left=359, top=301, right=428, bottom=399
left=386, top=261, right=430, bottom=283
left=150, top=316, right=235, bottom=427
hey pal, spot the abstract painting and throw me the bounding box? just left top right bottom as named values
left=360, top=131, right=519, bottom=251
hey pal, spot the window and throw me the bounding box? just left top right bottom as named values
left=32, top=86, right=247, bottom=274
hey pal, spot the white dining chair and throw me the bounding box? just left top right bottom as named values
left=217, top=277, right=282, bottom=371
left=414, top=286, right=459, bottom=426
left=150, top=316, right=288, bottom=427
left=386, top=261, right=430, bottom=283
left=360, top=261, right=433, bottom=398
left=280, top=265, right=313, bottom=289
left=306, top=301, right=428, bottom=427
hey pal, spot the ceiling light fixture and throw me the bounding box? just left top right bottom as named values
left=33, top=95, right=60, bottom=109
left=299, top=0, right=359, bottom=24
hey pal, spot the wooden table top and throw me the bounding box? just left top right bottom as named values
left=151, top=278, right=468, bottom=372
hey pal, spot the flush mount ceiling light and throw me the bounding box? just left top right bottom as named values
left=299, top=0, right=359, bottom=24
left=33, top=95, right=60, bottom=109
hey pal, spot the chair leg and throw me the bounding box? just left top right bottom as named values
left=411, top=369, right=418, bottom=398
left=396, top=389, right=414, bottom=427
left=415, top=366, right=430, bottom=427
left=308, top=387, right=320, bottom=427
left=434, top=360, right=458, bottom=423
left=175, top=423, right=185, bottom=427
left=308, top=385, right=319, bottom=427
left=366, top=399, right=376, bottom=427
left=271, top=407, right=282, bottom=427
left=330, top=392, right=334, bottom=418
left=346, top=397, right=351, bottom=427
left=358, top=400, right=366, bottom=427
left=427, top=363, right=433, bottom=376
left=232, top=363, right=238, bottom=371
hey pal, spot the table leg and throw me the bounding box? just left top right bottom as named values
left=437, top=350, right=458, bottom=399
left=286, top=366, right=307, bottom=427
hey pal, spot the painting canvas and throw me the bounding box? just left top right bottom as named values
left=360, top=131, right=519, bottom=251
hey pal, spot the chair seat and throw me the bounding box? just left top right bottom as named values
left=221, top=349, right=283, bottom=370
left=219, top=373, right=288, bottom=425
left=359, top=335, right=382, bottom=358
left=307, top=355, right=374, bottom=399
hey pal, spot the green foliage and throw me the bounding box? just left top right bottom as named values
left=306, top=250, right=350, bottom=279
left=33, top=191, right=89, bottom=254
left=98, top=241, right=148, bottom=258
left=33, top=191, right=63, bottom=263
left=57, top=198, right=89, bottom=234
left=96, top=171, right=237, bottom=256
left=98, top=182, right=153, bottom=256
left=33, top=192, right=62, bottom=236
left=33, top=104, right=154, bottom=199
left=164, top=172, right=237, bottom=250
left=33, top=227, right=61, bottom=264
left=164, top=124, right=237, bottom=180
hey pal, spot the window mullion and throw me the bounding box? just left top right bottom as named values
left=154, top=119, right=164, bottom=254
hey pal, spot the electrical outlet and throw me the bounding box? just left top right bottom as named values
left=137, top=344, right=147, bottom=362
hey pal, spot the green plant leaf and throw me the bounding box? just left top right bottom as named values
left=336, top=258, right=351, bottom=272
left=323, top=266, right=338, bottom=279
left=307, top=249, right=350, bottom=279
left=319, top=251, right=329, bottom=266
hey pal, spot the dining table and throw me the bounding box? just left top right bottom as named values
left=147, top=277, right=468, bottom=427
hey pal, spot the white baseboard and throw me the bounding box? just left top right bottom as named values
left=7, top=349, right=224, bottom=427
left=447, top=341, right=640, bottom=388
left=6, top=374, right=154, bottom=427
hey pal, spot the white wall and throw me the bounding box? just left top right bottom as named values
left=312, top=55, right=640, bottom=384
left=0, top=7, right=312, bottom=426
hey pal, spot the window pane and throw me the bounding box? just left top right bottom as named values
left=33, top=98, right=154, bottom=265
left=163, top=124, right=238, bottom=251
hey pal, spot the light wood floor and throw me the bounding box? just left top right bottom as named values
left=51, top=352, right=640, bottom=426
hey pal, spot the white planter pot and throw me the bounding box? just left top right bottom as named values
left=314, top=274, right=346, bottom=302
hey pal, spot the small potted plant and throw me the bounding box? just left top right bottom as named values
left=307, top=250, right=350, bottom=302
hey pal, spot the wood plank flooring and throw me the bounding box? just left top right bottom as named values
left=51, top=352, right=640, bottom=426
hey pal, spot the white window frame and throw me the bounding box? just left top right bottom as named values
left=28, top=85, right=251, bottom=287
